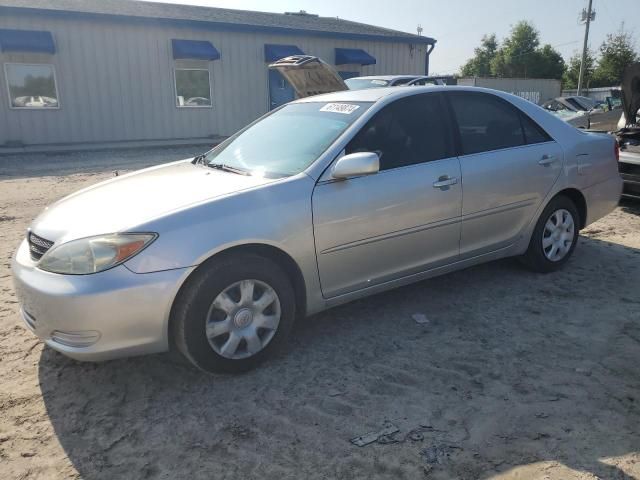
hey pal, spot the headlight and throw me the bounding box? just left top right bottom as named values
left=38, top=233, right=157, bottom=275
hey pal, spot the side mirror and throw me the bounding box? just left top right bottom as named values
left=331, top=152, right=379, bottom=179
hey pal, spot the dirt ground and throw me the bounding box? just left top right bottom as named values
left=1, top=149, right=639, bottom=480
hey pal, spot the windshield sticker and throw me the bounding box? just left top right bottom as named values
left=371, top=80, right=387, bottom=85
left=320, top=103, right=360, bottom=114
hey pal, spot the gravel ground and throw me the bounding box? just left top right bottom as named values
left=1, top=149, right=639, bottom=480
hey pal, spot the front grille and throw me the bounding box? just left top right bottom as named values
left=28, top=232, right=54, bottom=261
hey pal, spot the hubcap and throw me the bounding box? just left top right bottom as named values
left=542, top=209, right=575, bottom=262
left=205, top=279, right=281, bottom=360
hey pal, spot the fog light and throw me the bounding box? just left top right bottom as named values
left=50, top=330, right=101, bottom=348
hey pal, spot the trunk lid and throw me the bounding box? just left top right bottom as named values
left=268, top=55, right=348, bottom=99
left=621, top=63, right=640, bottom=128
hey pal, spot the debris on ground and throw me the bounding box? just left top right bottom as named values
left=412, top=313, right=430, bottom=325
left=327, top=389, right=345, bottom=397
left=350, top=422, right=399, bottom=447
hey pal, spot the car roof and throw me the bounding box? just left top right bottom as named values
left=293, top=85, right=465, bottom=103
left=347, top=75, right=419, bottom=81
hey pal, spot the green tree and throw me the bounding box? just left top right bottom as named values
left=562, top=50, right=595, bottom=89
left=592, top=25, right=638, bottom=87
left=531, top=44, right=566, bottom=80
left=491, top=21, right=540, bottom=77
left=462, top=21, right=565, bottom=79
left=460, top=34, right=498, bottom=77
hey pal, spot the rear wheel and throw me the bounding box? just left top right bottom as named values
left=521, top=195, right=580, bottom=273
left=173, top=253, right=296, bottom=373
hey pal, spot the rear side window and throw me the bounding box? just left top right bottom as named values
left=448, top=92, right=525, bottom=155
left=521, top=114, right=552, bottom=144
left=346, top=94, right=451, bottom=170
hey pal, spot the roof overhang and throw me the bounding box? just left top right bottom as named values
left=0, top=28, right=55, bottom=54
left=171, top=39, right=220, bottom=60
left=335, top=48, right=376, bottom=66
left=0, top=6, right=437, bottom=46
left=264, top=44, right=305, bottom=62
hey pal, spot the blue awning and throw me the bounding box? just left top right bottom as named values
left=0, top=29, right=55, bottom=54
left=264, top=44, right=305, bottom=62
left=335, top=48, right=376, bottom=66
left=171, top=39, right=220, bottom=60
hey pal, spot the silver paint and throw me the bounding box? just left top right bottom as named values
left=11, top=86, right=623, bottom=362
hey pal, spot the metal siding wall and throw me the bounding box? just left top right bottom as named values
left=468, top=77, right=562, bottom=105
left=0, top=13, right=427, bottom=145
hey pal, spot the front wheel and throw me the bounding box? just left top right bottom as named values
left=521, top=196, right=580, bottom=273
left=172, top=253, right=296, bottom=373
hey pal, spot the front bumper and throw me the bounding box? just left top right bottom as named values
left=11, top=239, right=193, bottom=361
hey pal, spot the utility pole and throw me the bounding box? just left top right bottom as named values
left=577, top=0, right=595, bottom=95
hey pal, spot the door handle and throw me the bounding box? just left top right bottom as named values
left=433, top=176, right=458, bottom=189
left=538, top=154, right=558, bottom=166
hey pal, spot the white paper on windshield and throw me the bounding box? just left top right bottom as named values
left=371, top=80, right=387, bottom=85
left=320, top=103, right=360, bottom=114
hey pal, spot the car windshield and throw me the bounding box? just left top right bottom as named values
left=204, top=101, right=372, bottom=177
left=345, top=78, right=390, bottom=90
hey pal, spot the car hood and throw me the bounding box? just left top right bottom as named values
left=30, top=159, right=275, bottom=244
left=621, top=63, right=640, bottom=128
left=268, top=55, right=347, bottom=98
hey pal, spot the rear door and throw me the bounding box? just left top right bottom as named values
left=312, top=93, right=462, bottom=297
left=446, top=91, right=563, bottom=258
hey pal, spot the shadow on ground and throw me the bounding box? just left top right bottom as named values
left=39, top=236, right=640, bottom=479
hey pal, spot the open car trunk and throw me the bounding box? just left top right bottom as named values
left=620, top=63, right=640, bottom=129
left=268, top=55, right=348, bottom=99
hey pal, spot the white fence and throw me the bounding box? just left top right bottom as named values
left=457, top=77, right=561, bottom=105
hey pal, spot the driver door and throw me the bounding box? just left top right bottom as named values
left=312, top=93, right=462, bottom=298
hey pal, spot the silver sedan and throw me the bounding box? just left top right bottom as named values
left=12, top=86, right=622, bottom=373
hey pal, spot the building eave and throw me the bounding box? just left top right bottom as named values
left=0, top=6, right=437, bottom=46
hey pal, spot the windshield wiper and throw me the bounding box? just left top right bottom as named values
left=192, top=154, right=207, bottom=165
left=207, top=163, right=252, bottom=176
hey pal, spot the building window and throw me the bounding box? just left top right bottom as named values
left=4, top=63, right=59, bottom=109
left=174, top=68, right=211, bottom=107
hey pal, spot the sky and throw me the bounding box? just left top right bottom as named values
left=139, top=0, right=639, bottom=74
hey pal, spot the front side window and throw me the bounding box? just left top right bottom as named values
left=448, top=92, right=525, bottom=155
left=346, top=94, right=452, bottom=170
left=175, top=68, right=211, bottom=107
left=5, top=63, right=59, bottom=109
left=204, top=101, right=371, bottom=177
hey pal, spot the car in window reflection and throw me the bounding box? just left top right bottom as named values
left=12, top=56, right=622, bottom=374
left=12, top=95, right=58, bottom=108
left=184, top=97, right=211, bottom=107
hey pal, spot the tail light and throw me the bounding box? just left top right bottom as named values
left=614, top=141, right=620, bottom=162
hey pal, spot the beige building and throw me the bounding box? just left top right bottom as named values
left=0, top=0, right=436, bottom=148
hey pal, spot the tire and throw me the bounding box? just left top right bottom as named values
left=172, top=253, right=296, bottom=374
left=521, top=195, right=580, bottom=273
